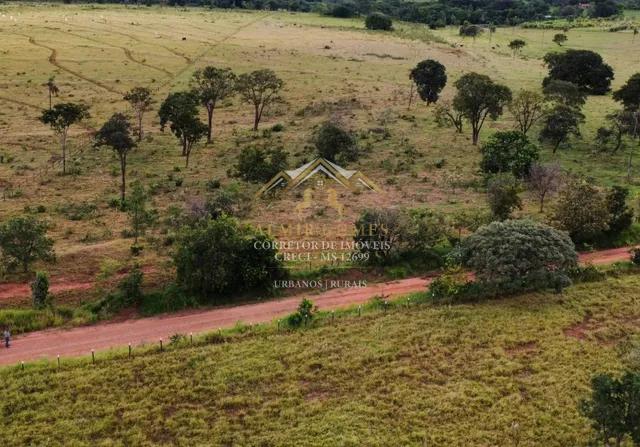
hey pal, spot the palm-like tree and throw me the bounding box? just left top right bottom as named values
left=45, top=76, right=59, bottom=110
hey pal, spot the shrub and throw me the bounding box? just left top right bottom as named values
left=173, top=216, right=287, bottom=302
left=232, top=145, right=288, bottom=183
left=365, top=13, right=393, bottom=30
left=119, top=265, right=144, bottom=305
left=353, top=208, right=407, bottom=265
left=480, top=131, right=539, bottom=178
left=631, top=248, right=640, bottom=266
left=453, top=219, right=578, bottom=294
left=31, top=271, right=50, bottom=309
left=286, top=298, right=316, bottom=327
left=580, top=371, right=640, bottom=446
left=487, top=173, right=522, bottom=221
left=553, top=179, right=610, bottom=245
left=314, top=121, right=358, bottom=163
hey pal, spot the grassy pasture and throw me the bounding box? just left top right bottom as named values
left=0, top=4, right=639, bottom=299
left=1, top=274, right=640, bottom=445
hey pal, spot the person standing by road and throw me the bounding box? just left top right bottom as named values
left=3, top=327, right=10, bottom=348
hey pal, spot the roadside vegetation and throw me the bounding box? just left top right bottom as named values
left=2, top=273, right=640, bottom=445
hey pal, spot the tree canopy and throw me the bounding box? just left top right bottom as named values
left=453, top=73, right=512, bottom=145
left=409, top=59, right=447, bottom=105
left=543, top=50, right=614, bottom=95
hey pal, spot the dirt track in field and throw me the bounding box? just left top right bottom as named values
left=0, top=246, right=634, bottom=366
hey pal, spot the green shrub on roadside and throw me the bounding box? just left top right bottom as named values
left=286, top=298, right=316, bottom=327
left=31, top=271, right=50, bottom=309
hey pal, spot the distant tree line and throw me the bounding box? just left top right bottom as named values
left=39, top=0, right=624, bottom=26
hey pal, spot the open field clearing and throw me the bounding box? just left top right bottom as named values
left=1, top=5, right=639, bottom=278
left=1, top=274, right=640, bottom=445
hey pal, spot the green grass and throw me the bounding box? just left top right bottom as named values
left=2, top=274, right=640, bottom=445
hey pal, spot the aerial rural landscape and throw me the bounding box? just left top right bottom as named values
left=1, top=0, right=640, bottom=444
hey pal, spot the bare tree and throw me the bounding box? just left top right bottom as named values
left=124, top=87, right=154, bottom=142
left=527, top=163, right=562, bottom=212
left=508, top=90, right=547, bottom=135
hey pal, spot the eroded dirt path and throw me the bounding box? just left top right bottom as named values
left=0, top=246, right=634, bottom=366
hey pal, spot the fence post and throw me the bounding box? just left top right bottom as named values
left=190, top=333, right=193, bottom=345
left=21, top=361, right=24, bottom=371
left=91, top=349, right=95, bottom=364
left=358, top=305, right=362, bottom=317
left=128, top=343, right=132, bottom=359
left=57, top=355, right=60, bottom=369
left=332, top=310, right=335, bottom=324
left=159, top=339, right=163, bottom=352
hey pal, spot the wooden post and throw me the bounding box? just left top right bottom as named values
left=128, top=343, right=132, bottom=359
left=159, top=339, right=163, bottom=352
left=190, top=333, right=193, bottom=345
left=57, top=355, right=60, bottom=369
left=91, top=349, right=95, bottom=364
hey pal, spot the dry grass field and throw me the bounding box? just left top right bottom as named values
left=0, top=4, right=639, bottom=298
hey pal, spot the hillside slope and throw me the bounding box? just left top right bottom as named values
left=2, top=275, right=640, bottom=446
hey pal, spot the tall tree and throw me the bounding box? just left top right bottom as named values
left=191, top=66, right=237, bottom=143
left=542, top=49, right=614, bottom=95
left=508, top=89, right=547, bottom=135
left=44, top=76, right=59, bottom=110
left=236, top=69, right=284, bottom=131
left=158, top=91, right=200, bottom=157
left=453, top=73, right=512, bottom=145
left=94, top=113, right=137, bottom=206
left=127, top=181, right=155, bottom=246
left=39, top=102, right=90, bottom=174
left=409, top=59, right=447, bottom=105
left=539, top=104, right=584, bottom=153
left=123, top=87, right=154, bottom=142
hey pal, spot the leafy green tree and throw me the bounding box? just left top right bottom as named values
left=232, top=145, right=288, bottom=183
left=127, top=181, right=156, bottom=246
left=486, top=173, right=522, bottom=221
left=605, top=185, right=634, bottom=237
left=314, top=121, right=358, bottom=162
left=508, top=39, right=526, bottom=57
left=455, top=219, right=577, bottom=290
left=44, top=76, right=59, bottom=110
left=158, top=91, right=208, bottom=166
left=123, top=87, right=154, bottom=142
left=365, top=12, right=392, bottom=30
left=580, top=371, right=640, bottom=447
left=480, top=131, right=539, bottom=178
left=613, top=73, right=640, bottom=111
left=453, top=73, right=512, bottom=145
left=0, top=216, right=55, bottom=273
left=191, top=66, right=237, bottom=143
left=589, top=0, right=621, bottom=18
left=539, top=104, right=584, bottom=153
left=31, top=271, right=50, bottom=309
left=543, top=80, right=587, bottom=109
left=236, top=69, right=284, bottom=130
left=553, top=179, right=611, bottom=244
left=40, top=102, right=90, bottom=174
left=508, top=89, right=547, bottom=135
left=94, top=113, right=136, bottom=206
left=409, top=59, right=447, bottom=105
left=552, top=33, right=567, bottom=46
left=173, top=215, right=286, bottom=301
left=542, top=49, right=614, bottom=95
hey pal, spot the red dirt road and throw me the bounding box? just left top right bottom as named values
left=0, top=246, right=634, bottom=366
left=0, top=277, right=431, bottom=366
